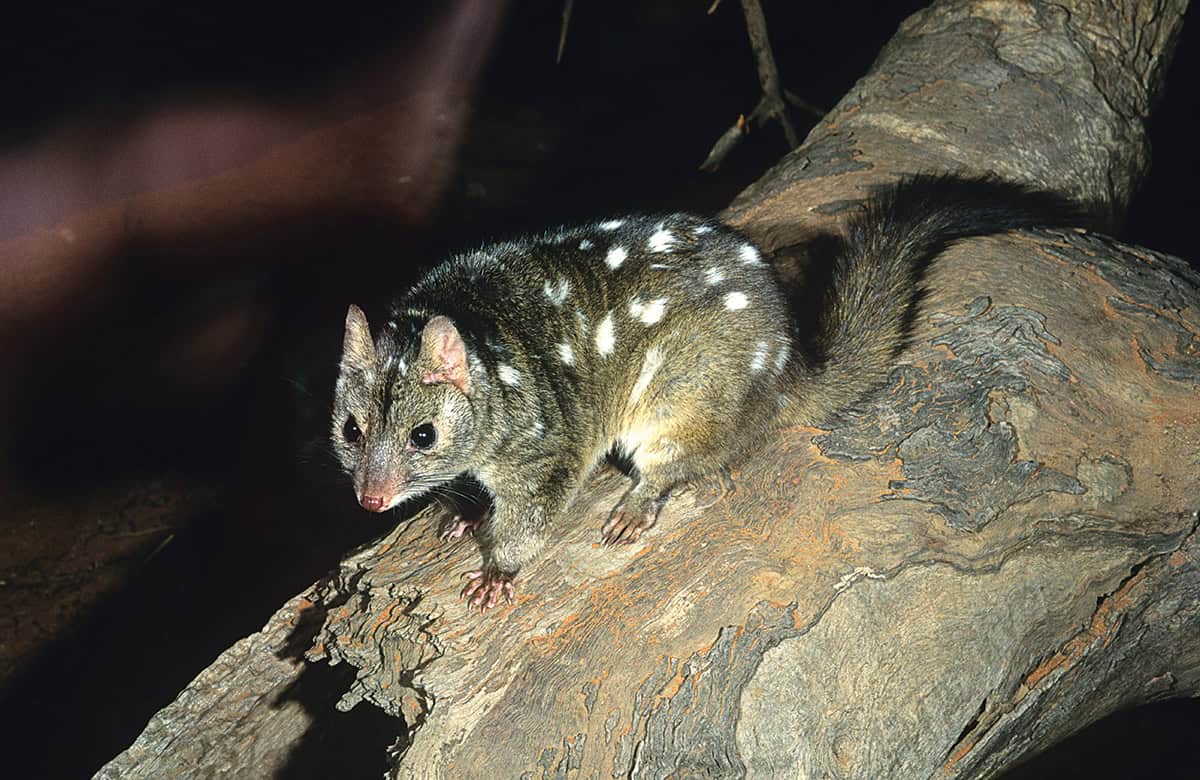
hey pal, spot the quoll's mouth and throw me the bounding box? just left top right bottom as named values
left=355, top=467, right=414, bottom=513
left=358, top=493, right=391, bottom=512
left=357, top=486, right=411, bottom=513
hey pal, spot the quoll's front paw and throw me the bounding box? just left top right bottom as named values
left=439, top=508, right=490, bottom=541
left=601, top=496, right=662, bottom=546
left=461, top=568, right=516, bottom=612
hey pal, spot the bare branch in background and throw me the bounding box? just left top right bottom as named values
left=701, top=0, right=809, bottom=171
left=557, top=0, right=575, bottom=63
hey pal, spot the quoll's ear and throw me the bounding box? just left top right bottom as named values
left=419, top=315, right=472, bottom=395
left=341, top=304, right=376, bottom=370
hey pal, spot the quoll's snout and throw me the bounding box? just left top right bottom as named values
left=355, top=458, right=410, bottom=513
left=359, top=494, right=387, bottom=512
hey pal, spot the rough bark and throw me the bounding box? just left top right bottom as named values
left=100, top=1, right=1196, bottom=778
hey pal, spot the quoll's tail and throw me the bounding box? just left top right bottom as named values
left=780, top=174, right=1080, bottom=426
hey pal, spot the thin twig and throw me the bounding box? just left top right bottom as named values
left=701, top=0, right=813, bottom=171
left=142, top=533, right=176, bottom=565
left=557, top=0, right=575, bottom=64
left=784, top=88, right=827, bottom=121
left=699, top=113, right=751, bottom=172
left=740, top=0, right=798, bottom=147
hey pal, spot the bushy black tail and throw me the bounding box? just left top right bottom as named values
left=782, top=174, right=1081, bottom=426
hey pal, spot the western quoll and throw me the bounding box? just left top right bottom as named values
left=330, top=175, right=1077, bottom=611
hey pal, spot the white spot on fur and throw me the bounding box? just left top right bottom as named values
left=605, top=246, right=628, bottom=270
left=776, top=393, right=790, bottom=409
left=579, top=238, right=594, bottom=250
left=542, top=277, right=571, bottom=305
left=532, top=420, right=546, bottom=438
left=724, top=291, right=749, bottom=311
left=694, top=225, right=713, bottom=235
left=397, top=358, right=408, bottom=376
left=628, top=296, right=668, bottom=325
left=648, top=226, right=676, bottom=252
left=750, top=340, right=769, bottom=372
left=575, top=308, right=589, bottom=336
left=595, top=312, right=616, bottom=356
left=599, top=219, right=624, bottom=231
left=557, top=342, right=575, bottom=365
left=648, top=263, right=675, bottom=270
left=629, top=346, right=665, bottom=404
left=498, top=364, right=521, bottom=386
left=739, top=244, right=763, bottom=266
left=774, top=342, right=790, bottom=373
left=703, top=267, right=725, bottom=286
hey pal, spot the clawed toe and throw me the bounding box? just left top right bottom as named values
left=460, top=569, right=516, bottom=613
left=439, top=510, right=489, bottom=541
left=600, top=510, right=654, bottom=546
left=439, top=516, right=473, bottom=541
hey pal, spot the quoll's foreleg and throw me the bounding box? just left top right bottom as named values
left=461, top=467, right=576, bottom=613
left=601, top=429, right=735, bottom=546
left=461, top=568, right=515, bottom=611
left=602, top=356, right=772, bottom=546
left=439, top=504, right=491, bottom=541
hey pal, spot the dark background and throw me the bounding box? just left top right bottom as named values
left=0, top=2, right=1195, bottom=777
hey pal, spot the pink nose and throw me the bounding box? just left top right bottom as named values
left=360, top=495, right=386, bottom=512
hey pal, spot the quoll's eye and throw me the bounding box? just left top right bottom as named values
left=343, top=416, right=362, bottom=443
left=409, top=423, right=437, bottom=450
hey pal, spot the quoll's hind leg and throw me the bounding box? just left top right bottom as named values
left=601, top=357, right=777, bottom=545
left=601, top=433, right=733, bottom=546
left=601, top=479, right=668, bottom=545
left=601, top=310, right=789, bottom=546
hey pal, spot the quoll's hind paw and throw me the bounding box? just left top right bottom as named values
left=460, top=569, right=516, bottom=613
left=601, top=508, right=657, bottom=546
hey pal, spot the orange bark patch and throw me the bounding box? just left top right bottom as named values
left=1023, top=566, right=1140, bottom=691
left=945, top=563, right=1149, bottom=773
left=1131, top=335, right=1149, bottom=372
left=944, top=735, right=980, bottom=773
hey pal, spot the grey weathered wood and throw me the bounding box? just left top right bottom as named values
left=99, top=1, right=1196, bottom=778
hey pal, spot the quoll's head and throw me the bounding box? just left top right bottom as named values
left=331, top=305, right=478, bottom=513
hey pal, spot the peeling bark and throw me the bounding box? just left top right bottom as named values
left=100, top=1, right=1197, bottom=778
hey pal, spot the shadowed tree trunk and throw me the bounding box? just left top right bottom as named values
left=100, top=1, right=1197, bottom=777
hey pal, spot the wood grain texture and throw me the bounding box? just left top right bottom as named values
left=99, top=1, right=1196, bottom=777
